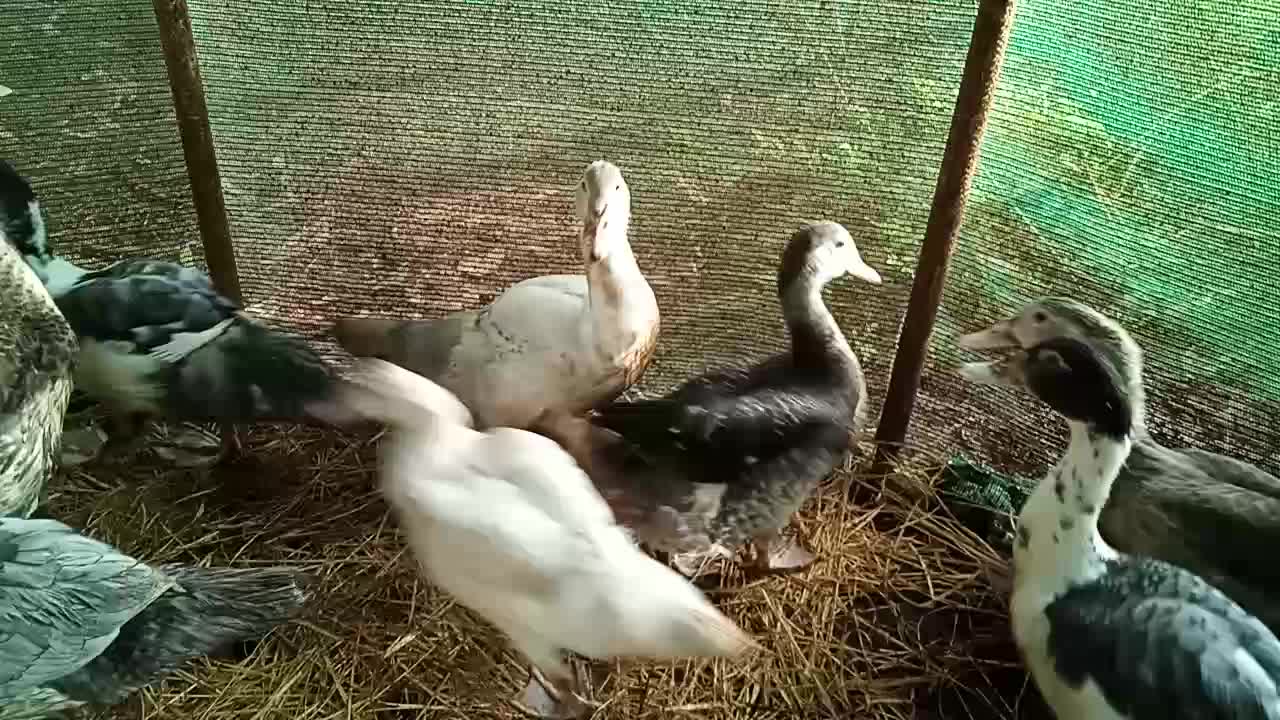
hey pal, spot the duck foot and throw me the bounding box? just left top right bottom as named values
left=513, top=664, right=593, bottom=720
left=220, top=424, right=244, bottom=462
left=100, top=412, right=151, bottom=463
left=152, top=423, right=226, bottom=468
left=669, top=544, right=735, bottom=578
left=749, top=534, right=817, bottom=574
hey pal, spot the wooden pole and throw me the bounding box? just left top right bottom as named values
left=871, top=0, right=1018, bottom=473
left=154, top=0, right=242, bottom=304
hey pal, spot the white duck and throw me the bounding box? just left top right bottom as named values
left=332, top=359, right=757, bottom=720
left=332, top=159, right=660, bottom=430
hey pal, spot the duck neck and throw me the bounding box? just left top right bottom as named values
left=23, top=252, right=87, bottom=297
left=585, top=216, right=657, bottom=354
left=1128, top=382, right=1149, bottom=438
left=1015, top=422, right=1131, bottom=594
left=780, top=277, right=853, bottom=368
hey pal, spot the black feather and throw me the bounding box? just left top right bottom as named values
left=1045, top=555, right=1280, bottom=720
left=585, top=223, right=863, bottom=549
left=1023, top=336, right=1133, bottom=440
left=167, top=317, right=336, bottom=422
left=54, top=260, right=237, bottom=349
left=50, top=564, right=309, bottom=705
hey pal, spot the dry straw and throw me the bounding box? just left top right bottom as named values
left=48, top=426, right=1042, bottom=720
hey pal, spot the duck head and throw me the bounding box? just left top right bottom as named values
left=0, top=159, right=53, bottom=271
left=956, top=297, right=1147, bottom=429
left=971, top=337, right=1132, bottom=440
left=574, top=160, right=631, bottom=265
left=777, top=221, right=881, bottom=295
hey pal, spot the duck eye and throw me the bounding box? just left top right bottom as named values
left=1033, top=311, right=1048, bottom=323
left=835, top=241, right=846, bottom=248
left=614, top=184, right=621, bottom=190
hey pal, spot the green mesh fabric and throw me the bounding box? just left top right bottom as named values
left=925, top=0, right=1280, bottom=479
left=0, top=1, right=199, bottom=269
left=179, top=0, right=977, bottom=428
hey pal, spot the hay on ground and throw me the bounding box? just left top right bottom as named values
left=44, top=425, right=1047, bottom=720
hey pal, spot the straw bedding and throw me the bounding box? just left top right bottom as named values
left=45, top=425, right=1049, bottom=720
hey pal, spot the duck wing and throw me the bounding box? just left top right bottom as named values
left=1176, top=448, right=1280, bottom=500
left=478, top=429, right=619, bottom=537
left=0, top=518, right=174, bottom=701
left=592, top=383, right=853, bottom=482
left=53, top=260, right=236, bottom=350
left=380, top=432, right=610, bottom=612
left=1043, top=556, right=1280, bottom=720
left=55, top=259, right=334, bottom=422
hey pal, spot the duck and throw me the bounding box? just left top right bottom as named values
left=2, top=159, right=338, bottom=468
left=536, top=221, right=882, bottom=576
left=331, top=159, right=660, bottom=430
left=0, top=162, right=78, bottom=517
left=332, top=358, right=757, bottom=720
left=957, top=296, right=1280, bottom=635
left=0, top=516, right=310, bottom=718
left=959, top=335, right=1280, bottom=720
left=1, top=164, right=312, bottom=717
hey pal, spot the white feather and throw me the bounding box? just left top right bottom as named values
left=344, top=360, right=756, bottom=677
left=72, top=338, right=166, bottom=415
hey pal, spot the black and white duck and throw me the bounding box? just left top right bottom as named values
left=332, top=160, right=660, bottom=430
left=333, top=359, right=757, bottom=720
left=962, top=336, right=1280, bottom=720
left=539, top=221, right=881, bottom=576
left=3, top=159, right=338, bottom=467
left=1, top=162, right=312, bottom=716
left=958, top=297, right=1280, bottom=634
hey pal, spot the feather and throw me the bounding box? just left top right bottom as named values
left=50, top=260, right=336, bottom=424
left=0, top=517, right=308, bottom=713
left=0, top=168, right=77, bottom=518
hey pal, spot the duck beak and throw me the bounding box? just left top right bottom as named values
left=956, top=354, right=1026, bottom=387
left=957, top=320, right=1018, bottom=350
left=845, top=247, right=882, bottom=285
left=849, top=259, right=882, bottom=285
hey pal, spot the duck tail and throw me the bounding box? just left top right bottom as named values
left=328, top=357, right=474, bottom=430
left=680, top=601, right=761, bottom=658
left=617, top=558, right=761, bottom=660
left=50, top=565, right=309, bottom=705
left=331, top=316, right=410, bottom=360
left=169, top=317, right=338, bottom=424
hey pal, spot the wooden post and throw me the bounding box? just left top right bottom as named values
left=154, top=0, right=242, bottom=304
left=871, top=0, right=1018, bottom=473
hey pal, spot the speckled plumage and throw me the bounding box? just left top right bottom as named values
left=50, top=259, right=335, bottom=424
left=0, top=162, right=77, bottom=518
left=0, top=517, right=308, bottom=718
left=586, top=359, right=857, bottom=552
left=53, top=259, right=236, bottom=350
